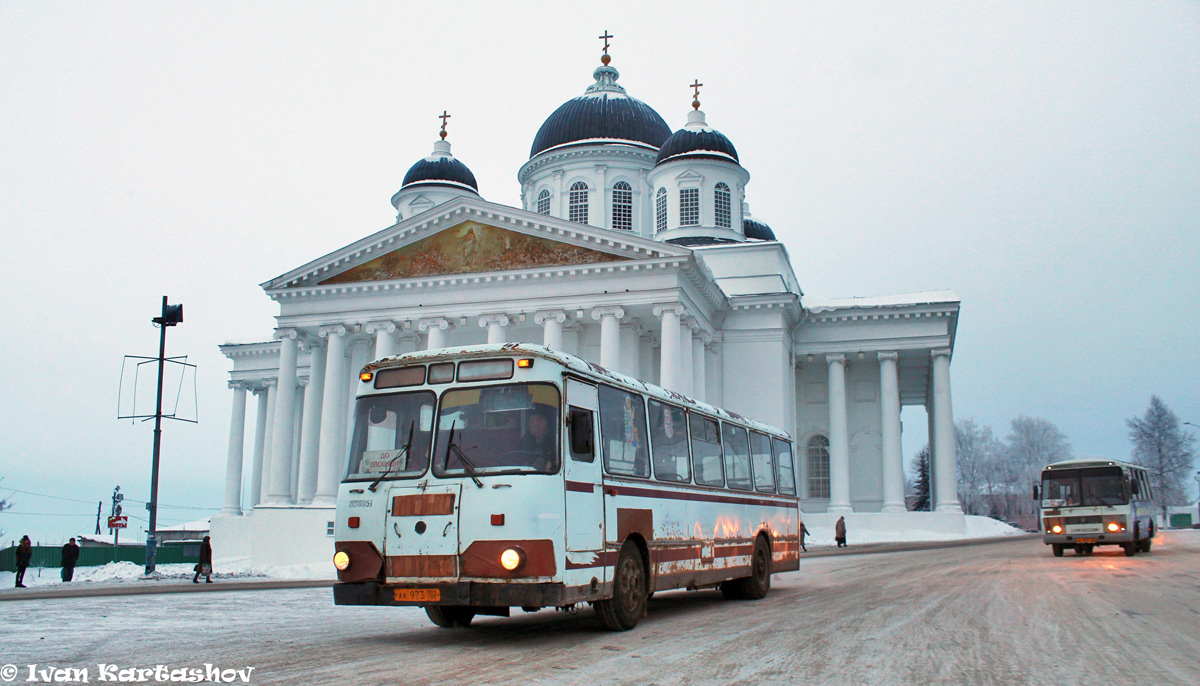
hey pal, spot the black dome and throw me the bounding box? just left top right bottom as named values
left=401, top=155, right=478, bottom=192
left=743, top=218, right=776, bottom=241
left=655, top=127, right=739, bottom=165
left=530, top=64, right=671, bottom=158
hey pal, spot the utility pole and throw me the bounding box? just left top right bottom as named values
left=145, top=296, right=183, bottom=574
left=95, top=501, right=102, bottom=535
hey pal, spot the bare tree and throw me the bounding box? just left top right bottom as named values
left=910, top=446, right=931, bottom=511
left=1127, top=396, right=1197, bottom=520
left=0, top=478, right=11, bottom=539
left=999, top=416, right=1073, bottom=519
left=956, top=419, right=999, bottom=516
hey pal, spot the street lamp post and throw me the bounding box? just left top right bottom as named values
left=146, top=296, right=183, bottom=575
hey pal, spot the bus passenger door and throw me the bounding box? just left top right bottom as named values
left=564, top=379, right=604, bottom=554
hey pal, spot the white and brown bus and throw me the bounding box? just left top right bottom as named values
left=332, top=343, right=801, bottom=630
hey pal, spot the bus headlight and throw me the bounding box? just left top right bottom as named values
left=499, top=547, right=525, bottom=572
left=1106, top=521, right=1125, bottom=532
left=333, top=551, right=351, bottom=571
left=1051, top=525, right=1063, bottom=534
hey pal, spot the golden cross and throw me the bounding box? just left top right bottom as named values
left=599, top=31, right=613, bottom=56
left=438, top=110, right=451, bottom=139
left=691, top=80, right=703, bottom=100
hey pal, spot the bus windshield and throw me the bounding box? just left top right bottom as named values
left=1041, top=466, right=1127, bottom=507
left=433, top=382, right=561, bottom=477
left=345, top=390, right=436, bottom=481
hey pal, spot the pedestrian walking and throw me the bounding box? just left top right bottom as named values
left=835, top=516, right=847, bottom=548
left=15, top=535, right=33, bottom=587
left=192, top=536, right=213, bottom=584
left=799, top=522, right=811, bottom=552
left=60, top=537, right=80, bottom=582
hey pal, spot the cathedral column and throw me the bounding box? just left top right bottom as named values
left=931, top=348, right=962, bottom=513
left=248, top=386, right=269, bottom=509
left=220, top=382, right=249, bottom=515
left=653, top=303, right=684, bottom=393
left=678, top=319, right=694, bottom=397
left=367, top=321, right=398, bottom=360
left=420, top=318, right=451, bottom=350
left=313, top=325, right=348, bottom=506
left=826, top=354, right=853, bottom=514
left=257, top=380, right=277, bottom=507
left=535, top=310, right=566, bottom=350
left=878, top=352, right=906, bottom=513
left=265, top=329, right=299, bottom=505
left=691, top=332, right=707, bottom=403
left=619, top=319, right=641, bottom=378
left=592, top=306, right=624, bottom=371
left=297, top=339, right=326, bottom=505
left=290, top=383, right=305, bottom=501
left=479, top=314, right=510, bottom=344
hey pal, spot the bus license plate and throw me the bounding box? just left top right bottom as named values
left=1075, top=538, right=1096, bottom=544
left=394, top=588, right=440, bottom=602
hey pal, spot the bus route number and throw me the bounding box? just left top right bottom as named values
left=395, top=588, right=441, bottom=602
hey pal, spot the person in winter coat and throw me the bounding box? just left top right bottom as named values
left=799, top=522, right=811, bottom=553
left=835, top=516, right=847, bottom=548
left=15, top=535, right=33, bottom=587
left=60, top=538, right=80, bottom=582
left=192, top=536, right=213, bottom=584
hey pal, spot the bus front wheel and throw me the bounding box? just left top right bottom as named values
left=1052, top=544, right=1064, bottom=557
left=1139, top=539, right=1152, bottom=554
left=595, top=541, right=646, bottom=631
left=425, top=606, right=476, bottom=628
left=1122, top=543, right=1137, bottom=557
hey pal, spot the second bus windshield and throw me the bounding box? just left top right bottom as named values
left=1042, top=467, right=1127, bottom=507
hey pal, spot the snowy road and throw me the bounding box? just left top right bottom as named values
left=5, top=531, right=1199, bottom=685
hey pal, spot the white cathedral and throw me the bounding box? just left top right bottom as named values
left=213, top=47, right=963, bottom=567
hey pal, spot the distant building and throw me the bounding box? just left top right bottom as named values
left=214, top=47, right=963, bottom=568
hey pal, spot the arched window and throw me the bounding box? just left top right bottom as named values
left=715, top=183, right=731, bottom=228
left=612, top=181, right=632, bottom=231
left=679, top=188, right=699, bottom=226
left=655, top=188, right=667, bottom=232
left=807, top=435, right=830, bottom=499
left=536, top=189, right=551, bottom=215
left=568, top=181, right=589, bottom=224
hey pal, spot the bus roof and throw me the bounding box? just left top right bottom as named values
left=363, top=343, right=793, bottom=441
left=1043, top=459, right=1143, bottom=471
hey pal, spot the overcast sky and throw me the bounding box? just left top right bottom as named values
left=2, top=2, right=1197, bottom=544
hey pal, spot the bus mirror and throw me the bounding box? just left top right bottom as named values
left=569, top=410, right=593, bottom=455
left=1032, top=484, right=1040, bottom=501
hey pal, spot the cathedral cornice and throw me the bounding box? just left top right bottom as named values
left=518, top=145, right=658, bottom=186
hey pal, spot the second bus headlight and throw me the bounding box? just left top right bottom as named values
left=499, top=547, right=525, bottom=572
left=1051, top=524, right=1063, bottom=534
left=333, top=551, right=351, bottom=571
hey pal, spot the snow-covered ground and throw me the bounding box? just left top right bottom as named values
left=804, top=514, right=1026, bottom=548
left=0, top=559, right=333, bottom=590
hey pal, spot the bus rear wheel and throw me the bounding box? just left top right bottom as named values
left=721, top=537, right=772, bottom=600
left=595, top=541, right=646, bottom=631
left=1139, top=539, right=1152, bottom=553
left=425, top=606, right=476, bottom=628
left=1122, top=543, right=1137, bottom=557
left=1052, top=544, right=1064, bottom=557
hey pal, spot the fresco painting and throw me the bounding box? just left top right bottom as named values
left=320, top=221, right=622, bottom=284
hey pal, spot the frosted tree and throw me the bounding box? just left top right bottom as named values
left=910, top=446, right=931, bottom=511
left=956, top=419, right=999, bottom=516
left=1127, top=396, right=1196, bottom=520
left=998, top=416, right=1073, bottom=518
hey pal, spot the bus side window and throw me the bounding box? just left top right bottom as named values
left=750, top=431, right=776, bottom=493
left=772, top=438, right=797, bottom=496
left=597, top=385, right=650, bottom=478
left=568, top=406, right=595, bottom=462
left=721, top=423, right=753, bottom=491
left=690, top=415, right=724, bottom=487
left=648, top=399, right=691, bottom=483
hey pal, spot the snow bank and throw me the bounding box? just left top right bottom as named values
left=1, top=558, right=334, bottom=590
left=803, top=515, right=1024, bottom=548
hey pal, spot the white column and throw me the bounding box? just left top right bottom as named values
left=297, top=340, right=326, bottom=505
left=419, top=318, right=450, bottom=350
left=678, top=320, right=694, bottom=397
left=691, top=333, right=707, bottom=403
left=258, top=381, right=276, bottom=507
left=221, top=382, right=249, bottom=515
left=290, top=384, right=305, bottom=500
left=367, top=321, right=398, bottom=361
left=248, top=386, right=269, bottom=509
left=266, top=329, right=299, bottom=505
left=879, top=352, right=906, bottom=513
left=654, top=304, right=683, bottom=393
left=479, top=314, right=510, bottom=344
left=313, top=325, right=348, bottom=506
left=932, top=348, right=962, bottom=513
left=535, top=310, right=566, bottom=349
left=591, top=306, right=624, bottom=371
left=826, top=353, right=853, bottom=514
left=619, top=319, right=641, bottom=379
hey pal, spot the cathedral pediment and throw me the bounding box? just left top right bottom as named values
left=319, top=220, right=621, bottom=285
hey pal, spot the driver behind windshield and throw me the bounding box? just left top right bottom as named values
left=518, top=406, right=557, bottom=471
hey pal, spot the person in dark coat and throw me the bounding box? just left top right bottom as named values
left=835, top=516, right=847, bottom=548
left=517, top=408, right=556, bottom=471
left=60, top=537, right=80, bottom=582
left=192, top=536, right=213, bottom=584
left=799, top=522, right=811, bottom=553
left=15, top=535, right=33, bottom=587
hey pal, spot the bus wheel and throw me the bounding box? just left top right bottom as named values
left=1122, top=543, right=1137, bottom=557
left=595, top=541, right=646, bottom=631
left=724, top=537, right=772, bottom=600
left=1083, top=545, right=1094, bottom=555
left=425, top=606, right=476, bottom=628
left=1074, top=546, right=1084, bottom=555
left=1052, top=544, right=1063, bottom=557
left=1139, top=539, right=1152, bottom=554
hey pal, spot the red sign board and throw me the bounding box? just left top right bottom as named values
left=108, top=516, right=128, bottom=529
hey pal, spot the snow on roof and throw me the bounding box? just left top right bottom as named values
left=159, top=518, right=211, bottom=531
left=802, top=290, right=959, bottom=313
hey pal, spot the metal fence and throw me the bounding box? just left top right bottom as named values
left=0, top=544, right=198, bottom=572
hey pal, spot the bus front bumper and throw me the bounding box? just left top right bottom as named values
left=1043, top=531, right=1137, bottom=546
left=334, top=580, right=571, bottom=608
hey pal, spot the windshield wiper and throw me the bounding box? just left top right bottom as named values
left=443, top=420, right=483, bottom=488
left=368, top=421, right=414, bottom=493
